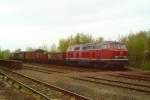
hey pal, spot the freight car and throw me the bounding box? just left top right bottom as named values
left=13, top=49, right=49, bottom=63
left=48, top=52, right=65, bottom=65
left=13, top=41, right=128, bottom=69
left=13, top=49, right=64, bottom=64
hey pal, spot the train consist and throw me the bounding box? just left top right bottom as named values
left=13, top=41, right=128, bottom=69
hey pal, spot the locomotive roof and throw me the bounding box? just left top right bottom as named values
left=67, top=41, right=126, bottom=51
left=68, top=41, right=122, bottom=48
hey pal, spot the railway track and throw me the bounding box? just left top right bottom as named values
left=85, top=76, right=150, bottom=88
left=23, top=64, right=65, bottom=74
left=24, top=63, right=96, bottom=73
left=23, top=66, right=53, bottom=74
left=70, top=76, right=150, bottom=94
left=141, top=72, right=150, bottom=75
left=1, top=68, right=91, bottom=100
left=118, top=73, right=150, bottom=80
left=108, top=73, right=150, bottom=82
left=141, top=71, right=150, bottom=75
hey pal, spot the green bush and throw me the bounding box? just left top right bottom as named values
left=120, top=30, right=150, bottom=70
left=0, top=49, right=12, bottom=59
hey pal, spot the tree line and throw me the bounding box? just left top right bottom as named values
left=57, top=33, right=103, bottom=52
left=17, top=33, right=103, bottom=52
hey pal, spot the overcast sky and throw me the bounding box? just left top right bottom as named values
left=0, top=0, right=149, bottom=51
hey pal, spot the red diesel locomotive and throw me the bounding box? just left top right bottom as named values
left=66, top=41, right=128, bottom=69
left=13, top=41, right=128, bottom=69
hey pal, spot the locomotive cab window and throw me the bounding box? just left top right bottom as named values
left=111, top=43, right=127, bottom=49
left=67, top=47, right=73, bottom=51
left=120, top=45, right=126, bottom=49
left=102, top=44, right=108, bottom=49
left=82, top=46, right=88, bottom=50
left=74, top=47, right=80, bottom=51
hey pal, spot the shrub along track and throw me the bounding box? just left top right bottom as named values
left=0, top=68, right=91, bottom=100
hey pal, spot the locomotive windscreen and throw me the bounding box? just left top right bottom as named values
left=111, top=43, right=126, bottom=49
